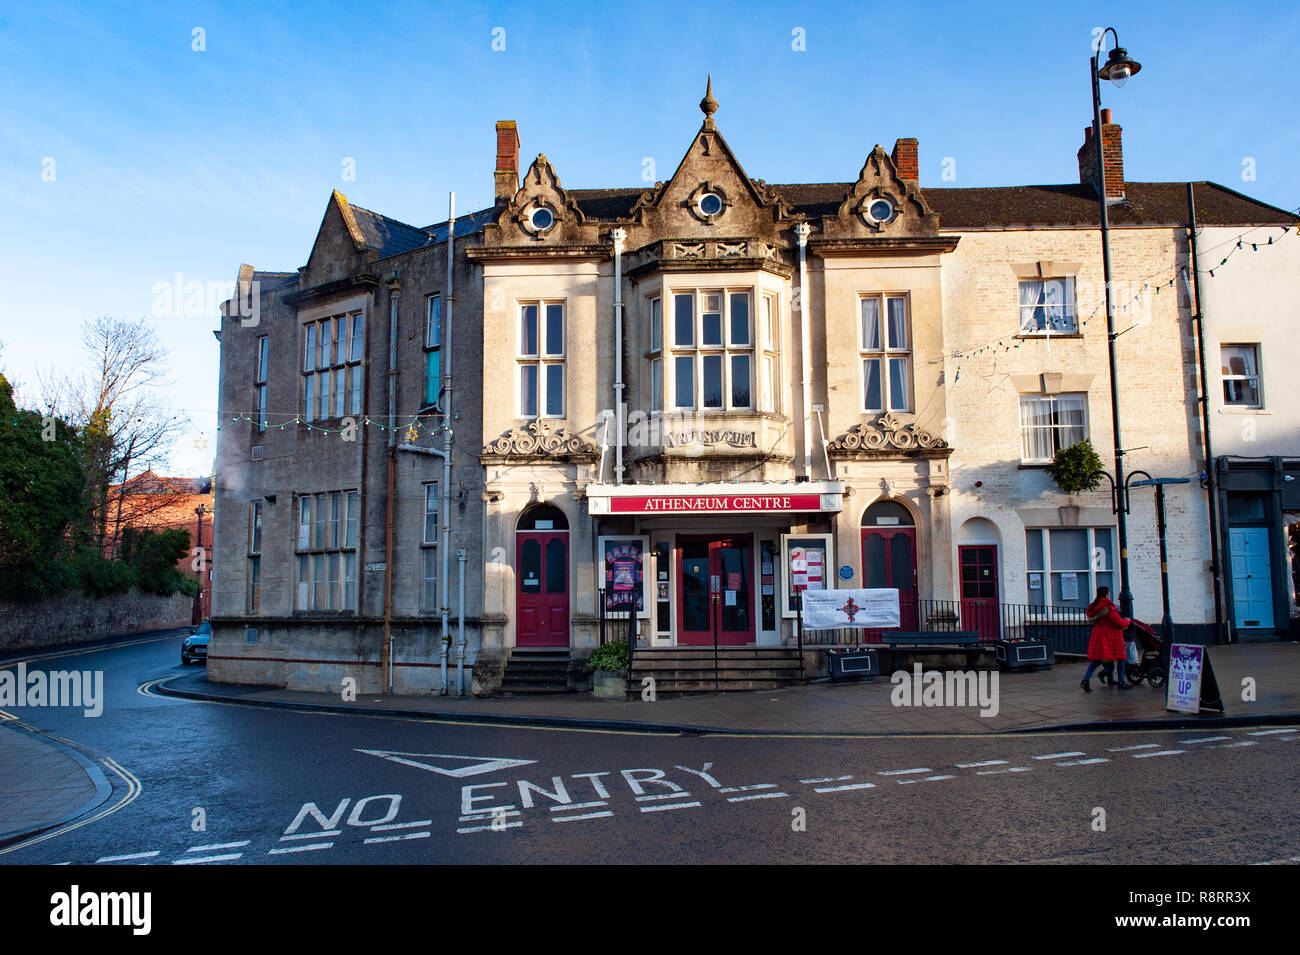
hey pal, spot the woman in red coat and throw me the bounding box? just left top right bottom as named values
left=1081, top=586, right=1132, bottom=692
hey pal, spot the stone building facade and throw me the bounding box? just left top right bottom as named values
left=207, top=81, right=1298, bottom=695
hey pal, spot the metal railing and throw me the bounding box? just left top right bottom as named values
left=801, top=597, right=1094, bottom=655
left=597, top=590, right=640, bottom=680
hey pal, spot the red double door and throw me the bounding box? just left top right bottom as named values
left=676, top=535, right=755, bottom=646
left=516, top=531, right=569, bottom=647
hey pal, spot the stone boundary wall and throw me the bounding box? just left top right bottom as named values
left=0, top=591, right=191, bottom=654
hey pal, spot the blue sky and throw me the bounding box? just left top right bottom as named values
left=2, top=0, right=1297, bottom=476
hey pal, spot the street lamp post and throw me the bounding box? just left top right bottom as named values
left=1090, top=29, right=1143, bottom=620
left=194, top=503, right=209, bottom=622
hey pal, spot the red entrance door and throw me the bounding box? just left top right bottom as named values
left=958, top=545, right=1001, bottom=641
left=676, top=535, right=755, bottom=646
left=861, top=527, right=919, bottom=629
left=516, top=532, right=569, bottom=647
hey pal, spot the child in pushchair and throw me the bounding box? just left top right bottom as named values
left=1102, top=619, right=1165, bottom=688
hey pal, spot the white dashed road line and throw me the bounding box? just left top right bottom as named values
left=187, top=841, right=250, bottom=852
left=635, top=793, right=692, bottom=802
left=878, top=768, right=930, bottom=776
left=1133, top=750, right=1185, bottom=758
left=553, top=801, right=608, bottom=811
left=268, top=842, right=333, bottom=854
left=956, top=759, right=1007, bottom=768
left=1179, top=736, right=1231, bottom=744
left=1058, top=758, right=1109, bottom=766
left=96, top=851, right=160, bottom=863
left=976, top=767, right=1031, bottom=775
left=1217, top=741, right=1258, bottom=748
left=899, top=775, right=954, bottom=785
left=551, top=811, right=613, bottom=823
left=173, top=853, right=242, bottom=865
left=640, top=801, right=701, bottom=812
left=1108, top=743, right=1159, bottom=752
left=814, top=782, right=876, bottom=793
left=280, top=830, right=341, bottom=840
left=720, top=784, right=779, bottom=793
left=370, top=820, right=432, bottom=831
left=1033, top=752, right=1085, bottom=760
left=726, top=792, right=789, bottom=802
left=1249, top=729, right=1297, bottom=736
left=364, top=832, right=431, bottom=844
left=800, top=775, right=853, bottom=784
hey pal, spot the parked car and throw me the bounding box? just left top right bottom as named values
left=182, top=621, right=211, bottom=664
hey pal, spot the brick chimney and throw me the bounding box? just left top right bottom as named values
left=1077, top=108, right=1125, bottom=200
left=891, top=138, right=919, bottom=181
left=494, top=120, right=519, bottom=204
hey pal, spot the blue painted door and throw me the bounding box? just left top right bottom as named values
left=1229, top=527, right=1273, bottom=629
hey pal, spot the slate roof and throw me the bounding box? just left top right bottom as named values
left=336, top=180, right=1295, bottom=259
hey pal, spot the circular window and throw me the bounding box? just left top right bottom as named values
left=530, top=207, right=554, bottom=231
left=867, top=198, right=894, bottom=223
left=698, top=193, right=724, bottom=216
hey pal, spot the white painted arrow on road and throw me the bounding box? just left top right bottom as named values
left=356, top=749, right=536, bottom=777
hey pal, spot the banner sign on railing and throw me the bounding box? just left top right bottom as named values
left=801, top=588, right=900, bottom=630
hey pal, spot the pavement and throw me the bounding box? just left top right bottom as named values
left=0, top=720, right=112, bottom=846
left=156, top=641, right=1300, bottom=736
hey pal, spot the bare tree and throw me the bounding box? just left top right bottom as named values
left=41, top=317, right=183, bottom=553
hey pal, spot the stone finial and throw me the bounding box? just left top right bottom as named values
left=699, top=75, right=719, bottom=124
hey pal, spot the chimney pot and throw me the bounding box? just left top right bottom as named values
left=1100, top=107, right=1113, bottom=124
left=494, top=120, right=519, bottom=204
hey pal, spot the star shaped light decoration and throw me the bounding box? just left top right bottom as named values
left=982, top=361, right=1010, bottom=395
left=194, top=435, right=208, bottom=450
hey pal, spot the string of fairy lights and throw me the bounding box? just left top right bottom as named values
left=5, top=214, right=1297, bottom=442
left=951, top=219, right=1297, bottom=383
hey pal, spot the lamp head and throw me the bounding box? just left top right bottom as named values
left=1099, top=46, right=1141, bottom=87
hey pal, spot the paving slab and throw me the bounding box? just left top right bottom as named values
left=0, top=722, right=112, bottom=846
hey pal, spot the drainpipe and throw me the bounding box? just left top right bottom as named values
left=1187, top=184, right=1227, bottom=643
left=612, top=228, right=627, bottom=485
left=440, top=193, right=456, bottom=694
left=457, top=548, right=467, bottom=695
left=795, top=222, right=813, bottom=480
left=383, top=279, right=399, bottom=693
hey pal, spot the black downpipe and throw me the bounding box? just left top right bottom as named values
left=1187, top=184, right=1228, bottom=643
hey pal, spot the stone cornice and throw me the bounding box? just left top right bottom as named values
left=282, top=274, right=379, bottom=309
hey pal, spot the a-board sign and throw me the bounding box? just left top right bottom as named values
left=1166, top=643, right=1225, bottom=715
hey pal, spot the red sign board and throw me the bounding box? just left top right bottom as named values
left=608, top=494, right=824, bottom=514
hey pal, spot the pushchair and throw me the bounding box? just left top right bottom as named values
left=1123, top=619, right=1166, bottom=687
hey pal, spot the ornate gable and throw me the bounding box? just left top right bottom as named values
left=818, top=146, right=941, bottom=241
left=482, top=154, right=601, bottom=248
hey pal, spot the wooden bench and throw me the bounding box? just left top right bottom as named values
left=878, top=631, right=983, bottom=668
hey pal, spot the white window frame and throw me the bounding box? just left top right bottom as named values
left=760, top=293, right=780, bottom=413
left=669, top=288, right=754, bottom=411
left=1019, top=393, right=1089, bottom=464
left=647, top=295, right=662, bottom=414
left=1018, top=277, right=1078, bottom=335
left=517, top=301, right=565, bottom=418
left=302, top=311, right=363, bottom=422
left=1220, top=343, right=1263, bottom=409
left=859, top=293, right=912, bottom=413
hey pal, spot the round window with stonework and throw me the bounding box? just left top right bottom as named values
left=530, top=207, right=555, bottom=231
left=699, top=193, right=724, bottom=216
left=867, top=198, right=894, bottom=224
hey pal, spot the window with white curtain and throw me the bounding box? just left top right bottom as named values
left=860, top=294, right=911, bottom=413
left=1019, top=278, right=1077, bottom=333
left=518, top=301, right=564, bottom=417
left=1220, top=344, right=1262, bottom=408
left=1020, top=393, right=1088, bottom=463
left=294, top=489, right=360, bottom=611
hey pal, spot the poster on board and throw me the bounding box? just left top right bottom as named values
left=600, top=537, right=647, bottom=615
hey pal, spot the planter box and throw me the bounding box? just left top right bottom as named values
left=825, top=647, right=878, bottom=681
left=994, top=639, right=1054, bottom=671
left=591, top=671, right=628, bottom=699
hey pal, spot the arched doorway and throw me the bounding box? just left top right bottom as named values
left=958, top=517, right=1001, bottom=641
left=862, top=500, right=918, bottom=629
left=516, top=504, right=570, bottom=647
